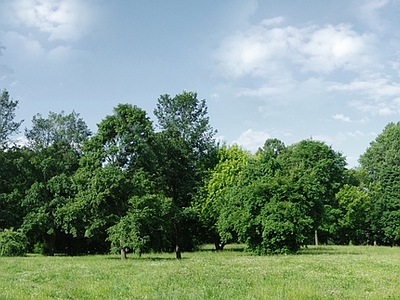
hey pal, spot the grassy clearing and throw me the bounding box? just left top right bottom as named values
left=1, top=245, right=400, bottom=299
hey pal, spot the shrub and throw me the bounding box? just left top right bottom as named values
left=0, top=228, right=28, bottom=256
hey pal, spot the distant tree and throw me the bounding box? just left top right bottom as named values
left=25, top=111, right=91, bottom=151
left=153, top=91, right=217, bottom=258
left=0, top=89, right=23, bottom=147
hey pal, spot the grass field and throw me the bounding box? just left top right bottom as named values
left=1, top=245, right=400, bottom=299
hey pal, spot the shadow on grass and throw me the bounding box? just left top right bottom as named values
left=105, top=255, right=187, bottom=261
left=298, top=246, right=363, bottom=256
left=198, top=244, right=247, bottom=252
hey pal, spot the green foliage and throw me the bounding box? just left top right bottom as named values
left=25, top=111, right=91, bottom=151
left=219, top=139, right=346, bottom=254
left=360, top=123, right=400, bottom=245
left=198, top=144, right=250, bottom=248
left=336, top=184, right=371, bottom=244
left=0, top=228, right=28, bottom=256
left=107, top=194, right=173, bottom=256
left=153, top=91, right=217, bottom=254
left=0, top=89, right=23, bottom=146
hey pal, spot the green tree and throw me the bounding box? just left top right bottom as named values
left=199, top=143, right=250, bottom=250
left=0, top=228, right=28, bottom=257
left=22, top=111, right=91, bottom=255
left=0, top=147, right=35, bottom=230
left=0, top=89, right=23, bottom=146
left=279, top=139, right=346, bottom=245
left=335, top=184, right=371, bottom=244
left=64, top=104, right=157, bottom=255
left=359, top=122, right=400, bottom=245
left=154, top=91, right=217, bottom=258
left=219, top=139, right=346, bottom=254
left=107, top=194, right=173, bottom=259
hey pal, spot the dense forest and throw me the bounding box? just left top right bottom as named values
left=1, top=89, right=400, bottom=258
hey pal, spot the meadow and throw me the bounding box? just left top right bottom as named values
left=1, top=245, right=400, bottom=299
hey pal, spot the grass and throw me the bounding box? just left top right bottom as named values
left=1, top=245, right=400, bottom=299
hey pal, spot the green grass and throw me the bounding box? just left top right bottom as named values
left=1, top=245, right=400, bottom=299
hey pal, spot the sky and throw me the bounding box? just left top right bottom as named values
left=1, top=0, right=400, bottom=167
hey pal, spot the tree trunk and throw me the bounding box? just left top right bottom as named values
left=314, top=229, right=319, bottom=246
left=120, top=247, right=127, bottom=260
left=175, top=223, right=181, bottom=259
left=48, top=233, right=56, bottom=256
left=214, top=235, right=225, bottom=251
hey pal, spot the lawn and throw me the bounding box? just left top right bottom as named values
left=1, top=245, right=400, bottom=299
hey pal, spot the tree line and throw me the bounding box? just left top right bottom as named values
left=0, top=89, right=399, bottom=258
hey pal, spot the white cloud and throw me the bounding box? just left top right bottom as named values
left=1, top=0, right=97, bottom=42
left=261, top=17, right=285, bottom=27
left=333, top=114, right=351, bottom=122
left=332, top=114, right=369, bottom=123
left=233, top=129, right=270, bottom=152
left=215, top=22, right=377, bottom=79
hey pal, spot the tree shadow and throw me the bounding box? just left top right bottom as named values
left=297, top=246, right=363, bottom=256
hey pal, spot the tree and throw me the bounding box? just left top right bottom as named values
left=0, top=147, right=35, bottom=230
left=278, top=139, right=346, bottom=245
left=154, top=91, right=217, bottom=258
left=21, top=111, right=91, bottom=255
left=0, top=228, right=28, bottom=257
left=107, top=194, right=173, bottom=259
left=0, top=89, right=23, bottom=147
left=359, top=122, right=400, bottom=245
left=335, top=184, right=371, bottom=244
left=25, top=111, right=91, bottom=151
left=63, top=104, right=157, bottom=255
left=199, top=143, right=250, bottom=250
left=218, top=139, right=346, bottom=254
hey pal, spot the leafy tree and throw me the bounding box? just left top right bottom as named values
left=21, top=111, right=91, bottom=255
left=25, top=111, right=91, bottom=151
left=0, top=147, right=35, bottom=230
left=107, top=194, right=173, bottom=259
left=279, top=139, right=346, bottom=245
left=359, top=122, right=400, bottom=245
left=199, top=144, right=250, bottom=250
left=219, top=139, right=346, bottom=254
left=0, top=228, right=28, bottom=257
left=335, top=184, right=371, bottom=244
left=154, top=91, right=217, bottom=258
left=63, top=104, right=157, bottom=254
left=0, top=89, right=23, bottom=147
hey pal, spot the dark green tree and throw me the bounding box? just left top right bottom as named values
left=154, top=91, right=217, bottom=258
left=63, top=104, right=158, bottom=256
left=22, top=111, right=91, bottom=255
left=359, top=122, right=400, bottom=245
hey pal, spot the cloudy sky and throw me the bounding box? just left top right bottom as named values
left=1, top=0, right=400, bottom=167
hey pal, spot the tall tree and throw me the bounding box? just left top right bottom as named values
left=154, top=91, right=216, bottom=258
left=63, top=104, right=157, bottom=256
left=22, top=111, right=91, bottom=255
left=359, top=122, right=400, bottom=245
left=0, top=89, right=23, bottom=147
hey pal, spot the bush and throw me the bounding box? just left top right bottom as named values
left=0, top=228, right=28, bottom=257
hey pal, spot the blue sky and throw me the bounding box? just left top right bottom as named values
left=1, top=0, right=400, bottom=167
